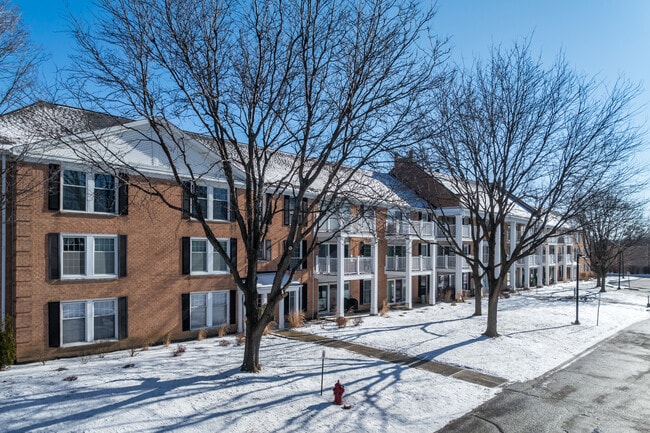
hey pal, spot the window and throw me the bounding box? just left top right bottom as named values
left=189, top=291, right=229, bottom=329
left=284, top=196, right=308, bottom=225
left=190, top=185, right=229, bottom=221
left=362, top=280, right=371, bottom=305
left=61, top=169, right=118, bottom=214
left=189, top=238, right=229, bottom=274
left=258, top=240, right=272, bottom=261
left=61, top=299, right=117, bottom=345
left=61, top=235, right=118, bottom=278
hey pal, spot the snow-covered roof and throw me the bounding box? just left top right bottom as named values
left=0, top=101, right=128, bottom=149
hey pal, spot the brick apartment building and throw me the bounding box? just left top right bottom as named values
left=1, top=102, right=585, bottom=363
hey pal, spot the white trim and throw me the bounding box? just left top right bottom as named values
left=60, top=298, right=118, bottom=347
left=60, top=234, right=119, bottom=280
left=188, top=291, right=230, bottom=330
left=189, top=237, right=230, bottom=275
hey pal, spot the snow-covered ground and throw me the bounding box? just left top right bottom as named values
left=1, top=280, right=648, bottom=433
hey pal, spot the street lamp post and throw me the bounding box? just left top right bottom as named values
left=617, top=250, right=622, bottom=290
left=573, top=253, right=581, bottom=325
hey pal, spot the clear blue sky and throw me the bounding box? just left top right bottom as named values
left=13, top=0, right=650, bottom=194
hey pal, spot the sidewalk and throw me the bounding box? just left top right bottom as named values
left=274, top=329, right=508, bottom=388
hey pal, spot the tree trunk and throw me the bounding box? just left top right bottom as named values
left=484, top=288, right=500, bottom=337
left=472, top=273, right=482, bottom=316
left=240, top=315, right=266, bottom=372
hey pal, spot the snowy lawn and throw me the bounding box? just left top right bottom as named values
left=306, top=280, right=650, bottom=382
left=1, top=280, right=648, bottom=433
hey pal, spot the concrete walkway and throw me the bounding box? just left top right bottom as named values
left=274, top=329, right=508, bottom=389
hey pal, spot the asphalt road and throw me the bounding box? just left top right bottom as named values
left=436, top=317, right=650, bottom=433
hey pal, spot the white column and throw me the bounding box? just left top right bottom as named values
left=278, top=295, right=285, bottom=329
left=405, top=238, right=413, bottom=309
left=337, top=236, right=345, bottom=317
left=237, top=290, right=244, bottom=333
left=455, top=214, right=463, bottom=300
left=495, top=225, right=502, bottom=278
left=370, top=237, right=379, bottom=315
left=430, top=243, right=437, bottom=305
left=509, top=222, right=517, bottom=288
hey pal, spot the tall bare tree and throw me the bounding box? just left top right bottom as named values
left=579, top=193, right=648, bottom=290
left=0, top=0, right=39, bottom=113
left=415, top=41, right=642, bottom=337
left=65, top=0, right=445, bottom=371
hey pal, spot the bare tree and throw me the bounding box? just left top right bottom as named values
left=0, top=0, right=40, bottom=113
left=412, top=41, right=642, bottom=337
left=579, top=193, right=648, bottom=290
left=64, top=0, right=445, bottom=371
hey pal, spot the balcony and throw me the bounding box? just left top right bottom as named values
left=385, top=255, right=434, bottom=272
left=385, top=220, right=436, bottom=238
left=319, top=216, right=376, bottom=235
left=316, top=256, right=373, bottom=275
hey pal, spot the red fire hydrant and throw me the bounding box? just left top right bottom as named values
left=333, top=380, right=345, bottom=405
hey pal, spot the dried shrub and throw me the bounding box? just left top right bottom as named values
left=443, top=289, right=452, bottom=303
left=336, top=316, right=348, bottom=329
left=217, top=323, right=228, bottom=338
left=172, top=344, right=186, bottom=357
left=197, top=328, right=207, bottom=341
left=379, top=300, right=390, bottom=317
left=236, top=333, right=246, bottom=346
left=353, top=316, right=363, bottom=326
left=163, top=332, right=172, bottom=348
left=263, top=321, right=277, bottom=336
left=286, top=311, right=305, bottom=329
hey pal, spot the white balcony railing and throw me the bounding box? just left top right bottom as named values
left=385, top=220, right=436, bottom=238
left=385, top=256, right=407, bottom=272
left=319, top=216, right=376, bottom=234
left=384, top=255, right=434, bottom=272
left=315, top=256, right=373, bottom=275
left=435, top=224, right=472, bottom=239
left=412, top=255, right=434, bottom=271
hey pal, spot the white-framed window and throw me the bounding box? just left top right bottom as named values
left=191, top=185, right=229, bottom=221
left=189, top=291, right=229, bottom=330
left=61, top=298, right=117, bottom=345
left=190, top=238, right=229, bottom=274
left=62, top=169, right=118, bottom=214
left=61, top=234, right=118, bottom=279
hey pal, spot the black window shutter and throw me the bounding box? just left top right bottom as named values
left=118, top=297, right=128, bottom=339
left=283, top=195, right=290, bottom=225
left=359, top=281, right=365, bottom=305
left=181, top=181, right=191, bottom=219
left=266, top=193, right=273, bottom=225
left=301, top=283, right=308, bottom=312
left=181, top=293, right=190, bottom=331
left=118, top=173, right=129, bottom=215
left=48, top=164, right=60, bottom=211
left=230, top=238, right=237, bottom=269
left=301, top=240, right=308, bottom=269
left=47, top=233, right=60, bottom=280
left=301, top=198, right=308, bottom=225
left=230, top=189, right=237, bottom=222
left=229, top=290, right=236, bottom=325
left=48, top=302, right=60, bottom=347
left=181, top=237, right=190, bottom=275
left=118, top=235, right=127, bottom=277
